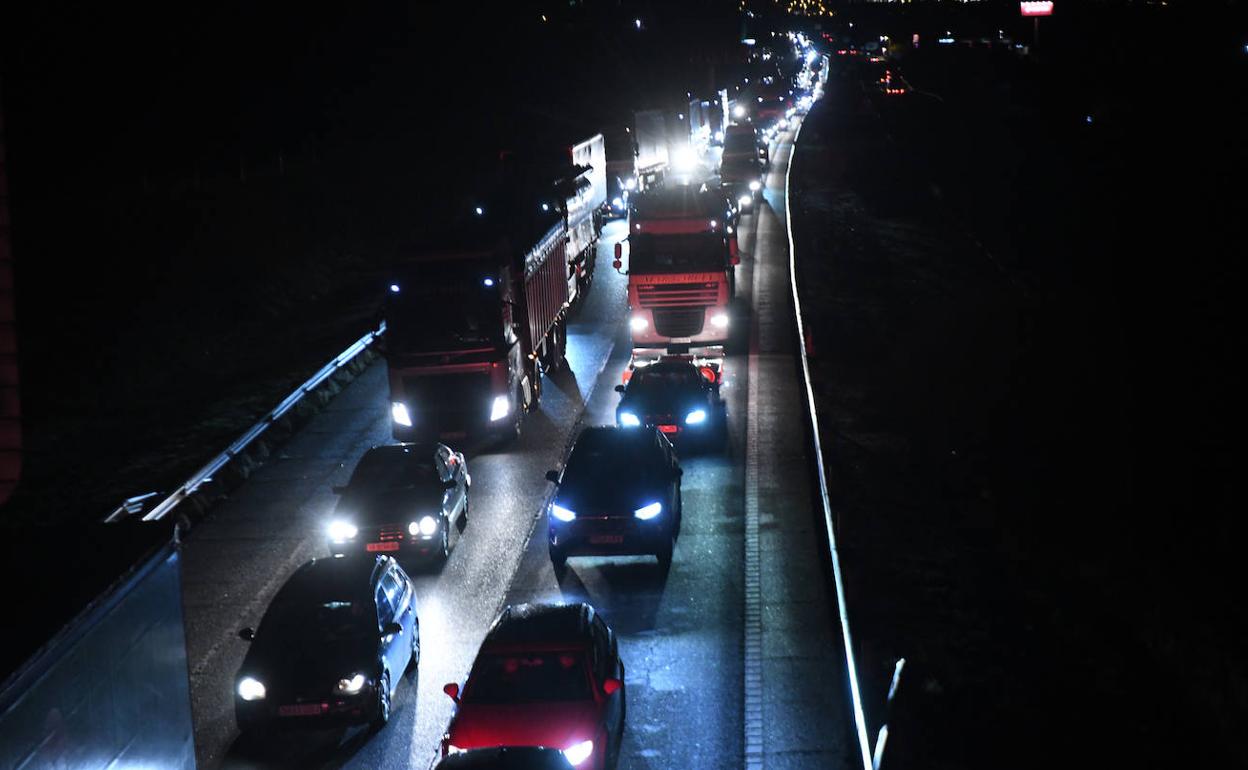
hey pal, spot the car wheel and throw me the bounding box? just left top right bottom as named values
left=550, top=545, right=568, bottom=579
left=439, top=526, right=450, bottom=560
left=407, top=622, right=420, bottom=673
left=371, top=671, right=391, bottom=732
left=656, top=536, right=674, bottom=570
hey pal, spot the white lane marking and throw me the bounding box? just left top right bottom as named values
left=745, top=281, right=763, bottom=769
left=785, top=114, right=876, bottom=770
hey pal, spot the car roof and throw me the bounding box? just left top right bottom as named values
left=483, top=602, right=593, bottom=651
left=574, top=424, right=657, bottom=447
left=277, top=555, right=387, bottom=603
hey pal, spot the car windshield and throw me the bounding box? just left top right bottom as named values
left=466, top=651, right=591, bottom=704
left=387, top=265, right=502, bottom=352
left=723, top=133, right=756, bottom=155
left=630, top=366, right=704, bottom=392
left=348, top=449, right=441, bottom=490
left=629, top=233, right=724, bottom=273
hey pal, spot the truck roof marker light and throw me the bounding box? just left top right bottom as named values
left=541, top=203, right=550, bottom=211
left=483, top=277, right=495, bottom=287
left=390, top=284, right=401, bottom=293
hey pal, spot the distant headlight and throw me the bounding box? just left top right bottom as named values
left=327, top=520, right=358, bottom=542
left=634, top=502, right=662, bottom=520
left=612, top=196, right=624, bottom=209
left=710, top=312, right=729, bottom=329
left=685, top=409, right=708, bottom=425
left=738, top=194, right=752, bottom=208
left=336, top=673, right=367, bottom=695
left=563, top=739, right=594, bottom=766
left=629, top=315, right=649, bottom=332
left=619, top=411, right=641, bottom=427
left=391, top=402, right=413, bottom=427
left=551, top=503, right=577, bottom=522
left=749, top=179, right=762, bottom=192
left=490, top=395, right=510, bottom=422
left=409, top=515, right=438, bottom=537
left=237, top=677, right=266, bottom=701
left=624, top=177, right=637, bottom=191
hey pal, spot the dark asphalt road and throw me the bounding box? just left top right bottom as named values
left=181, top=124, right=854, bottom=770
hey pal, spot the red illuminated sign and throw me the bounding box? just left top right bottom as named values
left=1020, top=1, right=1053, bottom=16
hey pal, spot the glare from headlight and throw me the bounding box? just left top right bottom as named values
left=612, top=196, right=624, bottom=209
left=327, top=520, right=358, bottom=542
left=336, top=673, right=367, bottom=694
left=710, top=312, right=729, bottom=329
left=624, top=177, right=637, bottom=191
left=738, top=194, right=752, bottom=207
left=409, top=515, right=438, bottom=537
left=391, top=402, right=412, bottom=427
left=551, top=503, right=577, bottom=522
left=237, top=677, right=266, bottom=701
left=629, top=315, right=649, bottom=332
left=619, top=411, right=641, bottom=427
left=749, top=179, right=762, bottom=192
left=685, top=409, right=708, bottom=425
left=490, top=395, right=510, bottom=422
left=563, top=739, right=594, bottom=766
left=634, top=502, right=662, bottom=520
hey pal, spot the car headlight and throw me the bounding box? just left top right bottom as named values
left=391, top=402, right=413, bottom=427
left=563, top=739, right=594, bottom=766
left=634, top=501, right=662, bottom=520
left=551, top=503, right=577, bottom=522
left=624, top=177, right=637, bottom=191
left=409, top=515, right=438, bottom=537
left=490, top=395, right=510, bottom=422
left=237, top=677, right=266, bottom=701
left=327, top=520, right=358, bottom=542
left=446, top=744, right=467, bottom=755
left=710, top=312, right=729, bottom=329
left=336, top=673, right=367, bottom=695
left=738, top=194, right=752, bottom=207
left=749, top=179, right=762, bottom=192
left=629, top=315, right=649, bottom=332
left=619, top=411, right=641, bottom=427
left=685, top=409, right=707, bottom=425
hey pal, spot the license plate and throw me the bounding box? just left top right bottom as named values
left=279, top=703, right=325, bottom=717
left=658, top=425, right=679, bottom=434
left=366, top=542, right=400, bottom=552
left=590, top=534, right=625, bottom=544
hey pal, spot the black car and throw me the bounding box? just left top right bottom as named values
left=327, top=443, right=469, bottom=562
left=435, top=746, right=575, bottom=769
left=234, top=555, right=419, bottom=734
left=615, top=358, right=726, bottom=445
left=544, top=426, right=682, bottom=572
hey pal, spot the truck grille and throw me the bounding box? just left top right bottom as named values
left=636, top=281, right=719, bottom=308
left=653, top=309, right=705, bottom=338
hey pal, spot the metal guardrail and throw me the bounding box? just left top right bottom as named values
left=784, top=95, right=881, bottom=770
left=105, top=321, right=386, bottom=523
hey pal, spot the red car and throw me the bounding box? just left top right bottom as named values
left=442, top=603, right=626, bottom=769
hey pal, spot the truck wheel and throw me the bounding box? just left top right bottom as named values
left=728, top=266, right=737, bottom=298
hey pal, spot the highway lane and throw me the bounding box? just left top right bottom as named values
left=184, top=123, right=854, bottom=769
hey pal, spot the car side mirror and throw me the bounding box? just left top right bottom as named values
left=331, top=485, right=346, bottom=495
left=614, top=242, right=623, bottom=260
left=382, top=621, right=403, bottom=638
left=238, top=627, right=255, bottom=641
left=443, top=682, right=461, bottom=703
left=614, top=384, right=625, bottom=393
left=545, top=470, right=561, bottom=484
left=602, top=678, right=622, bottom=696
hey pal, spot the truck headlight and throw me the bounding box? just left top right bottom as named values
left=551, top=503, right=577, bottom=522
left=634, top=502, right=662, bottom=520
left=685, top=409, right=707, bottom=425
left=391, top=402, right=412, bottom=427
left=327, top=520, right=358, bottom=542
left=619, top=411, right=641, bottom=427
left=738, top=194, right=752, bottom=208
left=490, top=395, right=510, bottom=422
left=629, top=315, right=649, bottom=332
left=710, top=312, right=730, bottom=329
left=749, top=179, right=762, bottom=192
left=563, top=739, right=594, bottom=766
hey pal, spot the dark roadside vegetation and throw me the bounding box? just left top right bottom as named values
left=0, top=1, right=750, bottom=680
left=791, top=3, right=1245, bottom=768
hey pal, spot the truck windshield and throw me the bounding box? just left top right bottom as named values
left=723, top=133, right=756, bottom=156
left=387, top=270, right=502, bottom=352
left=629, top=234, right=724, bottom=273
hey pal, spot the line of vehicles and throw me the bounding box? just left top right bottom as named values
left=228, top=35, right=827, bottom=770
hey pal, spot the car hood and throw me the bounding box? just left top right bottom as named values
left=335, top=487, right=445, bottom=525
left=448, top=700, right=601, bottom=752
left=242, top=633, right=377, bottom=692
left=556, top=474, right=663, bottom=515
